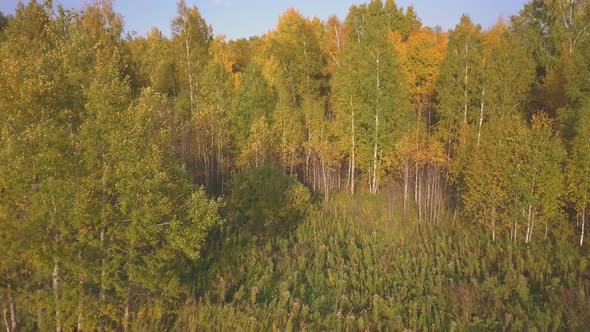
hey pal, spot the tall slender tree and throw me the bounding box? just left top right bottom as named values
left=171, top=0, right=212, bottom=116
left=333, top=0, right=411, bottom=194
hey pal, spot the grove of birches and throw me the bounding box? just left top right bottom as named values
left=1, top=0, right=590, bottom=330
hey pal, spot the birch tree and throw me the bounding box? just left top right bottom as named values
left=334, top=0, right=411, bottom=194
left=568, top=105, right=590, bottom=246
left=171, top=0, right=212, bottom=117
left=437, top=15, right=482, bottom=157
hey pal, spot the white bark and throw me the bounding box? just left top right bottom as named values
left=77, top=277, right=84, bottom=332
left=530, top=211, right=536, bottom=244
left=53, top=261, right=61, bottom=332
left=123, top=280, right=130, bottom=332
left=581, top=211, right=586, bottom=247
left=417, top=171, right=422, bottom=221
left=463, top=61, right=469, bottom=124
left=99, top=227, right=106, bottom=330
left=2, top=297, right=9, bottom=332
left=182, top=15, right=195, bottom=114
left=372, top=55, right=381, bottom=194
left=477, top=87, right=485, bottom=146
left=372, top=110, right=379, bottom=194
left=350, top=98, right=355, bottom=195
left=403, top=163, right=409, bottom=215
left=415, top=163, right=419, bottom=204
left=492, top=207, right=496, bottom=243
left=322, top=161, right=328, bottom=201
left=7, top=287, right=14, bottom=332
left=526, top=204, right=532, bottom=244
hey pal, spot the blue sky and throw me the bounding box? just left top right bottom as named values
left=1, top=0, right=529, bottom=40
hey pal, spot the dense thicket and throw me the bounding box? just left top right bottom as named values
left=181, top=194, right=587, bottom=330
left=0, top=0, right=589, bottom=330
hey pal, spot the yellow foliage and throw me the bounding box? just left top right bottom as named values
left=388, top=123, right=448, bottom=177
left=403, top=28, right=447, bottom=112
left=323, top=16, right=349, bottom=75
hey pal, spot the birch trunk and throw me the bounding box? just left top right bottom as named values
left=581, top=210, right=586, bottom=247
left=463, top=61, right=469, bottom=124
left=403, top=163, right=409, bottom=215
left=322, top=161, right=328, bottom=201
left=524, top=203, right=533, bottom=244
left=415, top=163, right=419, bottom=205
left=5, top=285, right=14, bottom=332
left=183, top=15, right=195, bottom=114
left=477, top=87, right=485, bottom=146
left=350, top=100, right=355, bottom=195
left=492, top=206, right=496, bottom=243
left=123, top=280, right=130, bottom=332
left=418, top=171, right=422, bottom=221
left=529, top=211, right=536, bottom=244
left=2, top=300, right=8, bottom=332
left=53, top=261, right=61, bottom=332
left=99, top=227, right=106, bottom=330
left=372, top=57, right=380, bottom=194
left=372, top=110, right=379, bottom=194
left=77, top=277, right=84, bottom=331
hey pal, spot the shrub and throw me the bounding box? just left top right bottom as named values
left=224, top=165, right=311, bottom=238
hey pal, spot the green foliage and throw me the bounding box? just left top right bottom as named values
left=464, top=114, right=567, bottom=243
left=171, top=193, right=589, bottom=330
left=230, top=64, right=276, bottom=155
left=0, top=2, right=221, bottom=330
left=171, top=0, right=212, bottom=116
left=383, top=0, right=422, bottom=40
left=224, top=166, right=310, bottom=237
left=266, top=8, right=325, bottom=104
left=129, top=28, right=178, bottom=96
left=2, top=0, right=589, bottom=330
left=438, top=15, right=482, bottom=130
left=567, top=103, right=590, bottom=245
left=333, top=0, right=413, bottom=192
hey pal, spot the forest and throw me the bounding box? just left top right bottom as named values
left=0, top=0, right=589, bottom=330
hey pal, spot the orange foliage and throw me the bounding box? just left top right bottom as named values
left=402, top=28, right=447, bottom=113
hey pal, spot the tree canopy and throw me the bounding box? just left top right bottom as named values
left=1, top=0, right=589, bottom=330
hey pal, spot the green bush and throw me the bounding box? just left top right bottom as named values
left=224, top=165, right=311, bottom=238
left=185, top=192, right=590, bottom=330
